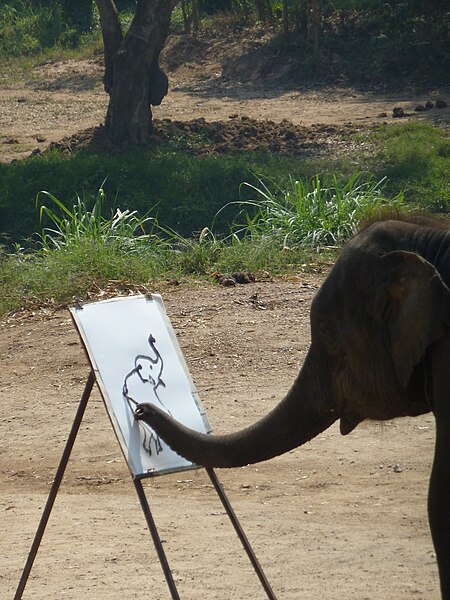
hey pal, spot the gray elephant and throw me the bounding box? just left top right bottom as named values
left=135, top=216, right=450, bottom=599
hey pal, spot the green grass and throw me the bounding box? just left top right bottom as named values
left=2, top=121, right=448, bottom=249
left=365, top=121, right=450, bottom=213
left=0, top=171, right=407, bottom=318
left=36, top=186, right=158, bottom=252
left=0, top=108, right=448, bottom=320
left=0, top=148, right=324, bottom=246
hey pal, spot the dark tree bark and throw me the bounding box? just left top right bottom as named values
left=264, top=0, right=273, bottom=22
left=282, top=0, right=289, bottom=35
left=254, top=0, right=266, bottom=22
left=180, top=0, right=191, bottom=33
left=239, top=0, right=250, bottom=23
left=95, top=0, right=178, bottom=145
left=191, top=0, right=200, bottom=34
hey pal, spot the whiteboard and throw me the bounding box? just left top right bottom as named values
left=70, top=295, right=212, bottom=478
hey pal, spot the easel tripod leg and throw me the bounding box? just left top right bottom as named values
left=14, top=371, right=95, bottom=600
left=206, top=467, right=278, bottom=600
left=133, top=478, right=181, bottom=600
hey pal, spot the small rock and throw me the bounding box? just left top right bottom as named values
left=392, top=463, right=403, bottom=473
left=393, top=107, right=405, bottom=118
left=232, top=271, right=256, bottom=284
left=425, top=100, right=434, bottom=109
left=219, top=277, right=236, bottom=287
left=435, top=99, right=448, bottom=108
left=377, top=112, right=387, bottom=118
left=414, top=104, right=427, bottom=112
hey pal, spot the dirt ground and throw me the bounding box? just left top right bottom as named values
left=0, top=277, right=441, bottom=599
left=0, top=33, right=448, bottom=161
left=0, top=31, right=447, bottom=599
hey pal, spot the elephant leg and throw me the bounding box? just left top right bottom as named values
left=429, top=338, right=450, bottom=599
left=428, top=419, right=450, bottom=599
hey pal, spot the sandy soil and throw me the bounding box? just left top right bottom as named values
left=0, top=277, right=441, bottom=599
left=0, top=32, right=446, bottom=599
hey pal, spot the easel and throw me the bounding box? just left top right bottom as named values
left=14, top=297, right=277, bottom=600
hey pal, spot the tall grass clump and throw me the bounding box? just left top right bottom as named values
left=0, top=183, right=202, bottom=316
left=22, top=186, right=177, bottom=304
left=233, top=173, right=405, bottom=250
left=37, top=186, right=156, bottom=254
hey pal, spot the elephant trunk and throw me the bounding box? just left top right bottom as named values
left=135, top=356, right=337, bottom=468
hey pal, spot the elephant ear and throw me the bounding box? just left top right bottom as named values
left=373, top=251, right=450, bottom=388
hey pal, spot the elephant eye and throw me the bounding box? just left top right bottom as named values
left=318, top=319, right=340, bottom=352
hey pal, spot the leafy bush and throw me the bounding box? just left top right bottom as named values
left=0, top=0, right=97, bottom=56
left=0, top=1, right=63, bottom=55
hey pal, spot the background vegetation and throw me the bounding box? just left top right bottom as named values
left=1, top=121, right=448, bottom=248
left=0, top=1, right=449, bottom=318
left=1, top=1, right=448, bottom=85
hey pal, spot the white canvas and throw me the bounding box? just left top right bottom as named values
left=70, top=295, right=212, bottom=478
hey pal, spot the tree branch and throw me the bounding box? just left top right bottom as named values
left=127, top=0, right=179, bottom=46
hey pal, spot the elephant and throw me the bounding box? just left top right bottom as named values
left=135, top=216, right=450, bottom=598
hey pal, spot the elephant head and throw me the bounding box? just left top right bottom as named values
left=135, top=334, right=165, bottom=389
left=135, top=219, right=450, bottom=469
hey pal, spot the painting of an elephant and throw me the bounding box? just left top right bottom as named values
left=135, top=216, right=450, bottom=598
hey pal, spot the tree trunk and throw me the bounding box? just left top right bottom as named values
left=181, top=0, right=191, bottom=33
left=191, top=0, right=200, bottom=34
left=96, top=0, right=123, bottom=94
left=95, top=0, right=177, bottom=145
left=254, top=0, right=266, bottom=22
left=264, top=0, right=273, bottom=23
left=240, top=0, right=250, bottom=23
left=282, top=0, right=289, bottom=36
left=307, top=0, right=321, bottom=67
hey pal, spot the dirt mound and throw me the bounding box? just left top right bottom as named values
left=162, top=30, right=301, bottom=89
left=48, top=116, right=360, bottom=158
left=155, top=116, right=360, bottom=155
left=163, top=34, right=210, bottom=72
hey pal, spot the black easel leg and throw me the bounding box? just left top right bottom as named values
left=133, top=478, right=181, bottom=600
left=206, top=467, right=278, bottom=600
left=14, top=371, right=95, bottom=600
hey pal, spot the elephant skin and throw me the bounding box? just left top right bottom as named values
left=135, top=216, right=450, bottom=598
